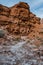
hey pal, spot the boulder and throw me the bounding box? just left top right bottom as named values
left=0, top=29, right=5, bottom=38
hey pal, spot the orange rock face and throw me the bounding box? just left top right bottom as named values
left=0, top=2, right=43, bottom=39
left=0, top=4, right=10, bottom=15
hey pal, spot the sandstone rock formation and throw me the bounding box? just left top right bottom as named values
left=0, top=2, right=43, bottom=65
left=0, top=2, right=43, bottom=39
left=40, top=18, right=43, bottom=23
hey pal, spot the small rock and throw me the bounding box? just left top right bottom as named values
left=0, top=29, right=5, bottom=38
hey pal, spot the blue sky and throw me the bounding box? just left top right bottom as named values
left=0, top=0, right=43, bottom=18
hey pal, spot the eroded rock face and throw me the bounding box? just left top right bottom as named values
left=0, top=2, right=43, bottom=65
left=40, top=18, right=43, bottom=23
left=0, top=2, right=41, bottom=38
left=0, top=4, right=10, bottom=15
left=0, top=4, right=10, bottom=25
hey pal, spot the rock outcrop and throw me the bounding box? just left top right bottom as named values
left=0, top=2, right=43, bottom=65
left=0, top=2, right=43, bottom=39
left=40, top=18, right=43, bottom=23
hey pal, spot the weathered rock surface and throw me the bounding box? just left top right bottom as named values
left=0, top=2, right=43, bottom=65
left=40, top=18, right=43, bottom=23
left=0, top=2, right=41, bottom=37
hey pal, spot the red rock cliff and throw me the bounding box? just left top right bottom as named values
left=0, top=2, right=43, bottom=39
